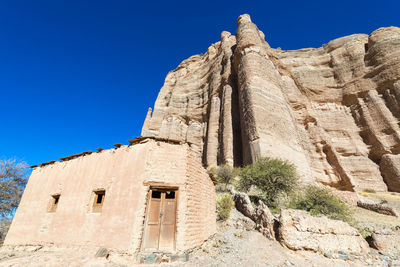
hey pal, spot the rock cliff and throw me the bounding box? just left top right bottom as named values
left=141, top=14, right=400, bottom=192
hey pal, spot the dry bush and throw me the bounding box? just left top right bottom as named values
left=215, top=165, right=238, bottom=191
left=0, top=159, right=28, bottom=218
left=0, top=220, right=11, bottom=245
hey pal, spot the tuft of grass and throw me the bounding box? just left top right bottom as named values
left=363, top=188, right=376, bottom=194
left=216, top=193, right=235, bottom=221
left=234, top=231, right=245, bottom=239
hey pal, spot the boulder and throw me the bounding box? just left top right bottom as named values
left=380, top=154, right=400, bottom=192
left=370, top=229, right=400, bottom=252
left=225, top=208, right=256, bottom=230
left=278, top=209, right=369, bottom=255
left=357, top=199, right=398, bottom=217
left=230, top=188, right=256, bottom=219
left=254, top=201, right=275, bottom=239
left=230, top=188, right=275, bottom=239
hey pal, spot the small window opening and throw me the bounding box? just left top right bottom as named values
left=152, top=190, right=161, bottom=199
left=96, top=193, right=104, bottom=204
left=92, top=190, right=105, bottom=212
left=48, top=194, right=60, bottom=212
left=165, top=191, right=175, bottom=199
left=364, top=43, right=369, bottom=53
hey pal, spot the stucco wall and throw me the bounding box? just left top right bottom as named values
left=4, top=139, right=216, bottom=253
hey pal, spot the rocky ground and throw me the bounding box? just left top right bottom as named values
left=0, top=191, right=399, bottom=266
left=0, top=247, right=116, bottom=267
left=353, top=191, right=400, bottom=236
left=182, top=209, right=400, bottom=267
left=0, top=207, right=399, bottom=267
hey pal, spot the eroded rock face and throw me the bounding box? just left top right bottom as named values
left=142, top=14, right=400, bottom=192
left=380, top=154, right=400, bottom=191
left=278, top=209, right=369, bottom=255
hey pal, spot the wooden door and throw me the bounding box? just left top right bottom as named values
left=143, top=189, right=177, bottom=252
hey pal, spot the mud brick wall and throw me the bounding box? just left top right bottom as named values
left=4, top=140, right=216, bottom=254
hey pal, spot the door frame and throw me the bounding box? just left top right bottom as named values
left=141, top=186, right=179, bottom=253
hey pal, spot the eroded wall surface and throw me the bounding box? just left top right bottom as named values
left=4, top=140, right=216, bottom=252
left=141, top=14, right=400, bottom=192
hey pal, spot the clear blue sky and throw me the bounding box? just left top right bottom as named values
left=0, top=0, right=398, bottom=166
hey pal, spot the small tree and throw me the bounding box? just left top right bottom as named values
left=0, top=159, right=28, bottom=218
left=215, top=165, right=238, bottom=189
left=237, top=157, right=298, bottom=208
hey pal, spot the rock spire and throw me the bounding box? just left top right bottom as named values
left=142, top=14, right=400, bottom=192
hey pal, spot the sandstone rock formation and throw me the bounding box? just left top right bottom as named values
left=370, top=229, right=400, bottom=252
left=230, top=188, right=275, bottom=239
left=357, top=198, right=398, bottom=217
left=278, top=209, right=369, bottom=255
left=142, top=14, right=400, bottom=192
left=380, top=154, right=400, bottom=191
left=229, top=191, right=371, bottom=256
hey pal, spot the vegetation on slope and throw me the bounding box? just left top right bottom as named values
left=237, top=157, right=298, bottom=209
left=214, top=157, right=352, bottom=223
left=216, top=193, right=234, bottom=221
left=288, top=185, right=352, bottom=222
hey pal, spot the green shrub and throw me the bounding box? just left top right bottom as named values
left=289, top=185, right=352, bottom=222
left=215, top=165, right=238, bottom=189
left=216, top=193, right=235, bottom=221
left=237, top=157, right=298, bottom=208
left=354, top=224, right=374, bottom=239
left=363, top=188, right=376, bottom=193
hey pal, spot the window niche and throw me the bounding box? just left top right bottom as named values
left=92, top=190, right=106, bottom=212
left=48, top=194, right=60, bottom=212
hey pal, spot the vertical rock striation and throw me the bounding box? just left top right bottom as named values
left=141, top=31, right=241, bottom=167
left=234, top=14, right=313, bottom=182
left=142, top=14, right=400, bottom=192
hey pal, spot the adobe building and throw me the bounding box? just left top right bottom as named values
left=4, top=138, right=216, bottom=254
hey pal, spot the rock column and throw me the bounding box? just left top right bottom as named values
left=234, top=14, right=312, bottom=183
